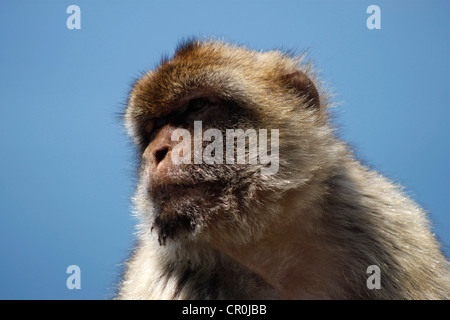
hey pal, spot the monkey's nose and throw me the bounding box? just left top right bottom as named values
left=154, top=146, right=169, bottom=166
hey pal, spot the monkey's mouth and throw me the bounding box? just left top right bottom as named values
left=149, top=181, right=225, bottom=244
left=151, top=181, right=224, bottom=203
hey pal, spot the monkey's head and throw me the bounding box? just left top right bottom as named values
left=125, top=40, right=336, bottom=246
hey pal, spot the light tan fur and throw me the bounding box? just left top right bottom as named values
left=117, top=39, right=449, bottom=299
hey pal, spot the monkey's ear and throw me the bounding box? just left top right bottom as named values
left=282, top=71, right=320, bottom=109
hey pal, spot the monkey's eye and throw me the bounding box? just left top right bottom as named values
left=144, top=119, right=155, bottom=134
left=188, top=97, right=211, bottom=113
left=144, top=117, right=166, bottom=140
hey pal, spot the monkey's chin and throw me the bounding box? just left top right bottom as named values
left=151, top=210, right=196, bottom=246
left=149, top=183, right=223, bottom=245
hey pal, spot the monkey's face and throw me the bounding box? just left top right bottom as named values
left=125, top=41, right=330, bottom=245
left=134, top=95, right=270, bottom=245
left=141, top=96, right=246, bottom=242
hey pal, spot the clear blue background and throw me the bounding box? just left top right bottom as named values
left=0, top=0, right=448, bottom=299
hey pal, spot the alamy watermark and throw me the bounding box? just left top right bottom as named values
left=65, top=263, right=380, bottom=292
left=170, top=121, right=279, bottom=176
left=366, top=5, right=381, bottom=30
left=366, top=265, right=381, bottom=290
left=66, top=5, right=381, bottom=31
left=66, top=265, right=81, bottom=290
left=66, top=5, right=81, bottom=30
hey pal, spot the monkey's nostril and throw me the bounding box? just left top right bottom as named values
left=154, top=147, right=169, bottom=165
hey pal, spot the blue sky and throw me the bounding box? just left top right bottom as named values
left=0, top=1, right=448, bottom=299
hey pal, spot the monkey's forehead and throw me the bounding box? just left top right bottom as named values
left=127, top=40, right=305, bottom=116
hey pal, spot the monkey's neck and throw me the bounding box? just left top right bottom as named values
left=157, top=160, right=361, bottom=299
left=164, top=176, right=349, bottom=299
left=212, top=204, right=345, bottom=299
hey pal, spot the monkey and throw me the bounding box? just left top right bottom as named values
left=116, top=39, right=450, bottom=299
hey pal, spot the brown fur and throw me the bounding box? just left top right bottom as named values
left=117, top=39, right=449, bottom=299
